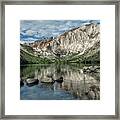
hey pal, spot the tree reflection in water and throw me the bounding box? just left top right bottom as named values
left=20, top=64, right=100, bottom=100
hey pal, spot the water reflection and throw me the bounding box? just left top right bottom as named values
left=20, top=64, right=100, bottom=100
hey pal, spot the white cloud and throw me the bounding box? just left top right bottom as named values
left=20, top=20, right=100, bottom=41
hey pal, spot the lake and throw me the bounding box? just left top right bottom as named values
left=20, top=64, right=100, bottom=100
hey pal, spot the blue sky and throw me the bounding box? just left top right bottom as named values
left=20, top=20, right=100, bottom=41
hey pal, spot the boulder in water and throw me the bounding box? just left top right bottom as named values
left=26, top=78, right=39, bottom=87
left=83, top=66, right=100, bottom=73
left=20, top=80, right=24, bottom=87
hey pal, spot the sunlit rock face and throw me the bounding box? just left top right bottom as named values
left=30, top=23, right=100, bottom=57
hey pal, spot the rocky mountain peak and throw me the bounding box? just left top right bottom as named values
left=28, top=23, right=100, bottom=58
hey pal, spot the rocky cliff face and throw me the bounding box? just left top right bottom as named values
left=21, top=23, right=100, bottom=64
left=29, top=23, right=100, bottom=58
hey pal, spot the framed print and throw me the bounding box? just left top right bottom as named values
left=0, top=0, right=119, bottom=119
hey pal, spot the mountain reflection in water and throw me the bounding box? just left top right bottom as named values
left=20, top=64, right=100, bottom=100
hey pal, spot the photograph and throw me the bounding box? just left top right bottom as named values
left=1, top=0, right=118, bottom=118
left=20, top=20, right=100, bottom=100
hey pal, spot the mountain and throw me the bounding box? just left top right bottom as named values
left=20, top=23, right=100, bottom=64
left=20, top=44, right=54, bottom=64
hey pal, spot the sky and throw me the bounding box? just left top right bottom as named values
left=20, top=20, right=100, bottom=42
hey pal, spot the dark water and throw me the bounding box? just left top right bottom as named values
left=20, top=64, right=100, bottom=100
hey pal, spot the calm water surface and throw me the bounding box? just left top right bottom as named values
left=20, top=64, right=100, bottom=100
